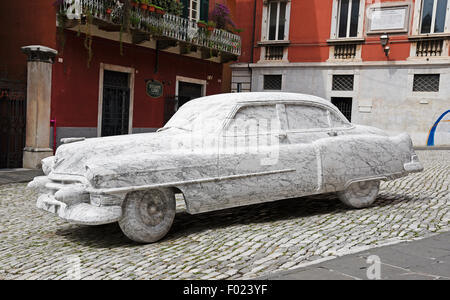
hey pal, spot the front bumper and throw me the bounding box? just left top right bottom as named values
left=36, top=193, right=122, bottom=225
left=30, top=175, right=122, bottom=225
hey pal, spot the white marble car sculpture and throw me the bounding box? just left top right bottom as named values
left=28, top=92, right=423, bottom=243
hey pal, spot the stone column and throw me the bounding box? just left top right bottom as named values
left=21, top=45, right=58, bottom=169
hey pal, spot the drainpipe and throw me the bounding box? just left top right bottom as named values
left=249, top=0, right=257, bottom=91
left=50, top=119, right=56, bottom=155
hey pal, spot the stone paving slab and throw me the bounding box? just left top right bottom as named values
left=0, top=150, right=448, bottom=279
left=0, top=169, right=43, bottom=185
left=263, top=231, right=450, bottom=280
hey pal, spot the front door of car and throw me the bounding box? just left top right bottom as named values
left=217, top=103, right=296, bottom=208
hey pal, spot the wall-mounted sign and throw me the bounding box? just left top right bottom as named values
left=368, top=5, right=409, bottom=33
left=146, top=80, right=163, bottom=98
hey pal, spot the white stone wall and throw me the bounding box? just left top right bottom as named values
left=232, top=62, right=450, bottom=146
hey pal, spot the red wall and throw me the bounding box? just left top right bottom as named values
left=234, top=0, right=422, bottom=63
left=0, top=0, right=57, bottom=81
left=52, top=31, right=223, bottom=128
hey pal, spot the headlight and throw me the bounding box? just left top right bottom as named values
left=41, top=156, right=55, bottom=175
left=90, top=193, right=123, bottom=207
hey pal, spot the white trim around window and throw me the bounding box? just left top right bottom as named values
left=261, top=0, right=291, bottom=42
left=330, top=0, right=366, bottom=40
left=175, top=75, right=207, bottom=111
left=97, top=63, right=135, bottom=137
left=188, top=0, right=200, bottom=21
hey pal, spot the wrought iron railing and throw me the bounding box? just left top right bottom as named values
left=60, top=0, right=241, bottom=56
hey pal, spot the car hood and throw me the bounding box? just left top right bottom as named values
left=51, top=129, right=193, bottom=176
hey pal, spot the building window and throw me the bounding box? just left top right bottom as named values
left=331, top=97, right=353, bottom=122
left=268, top=1, right=287, bottom=40
left=413, top=74, right=440, bottom=92
left=332, top=75, right=354, bottom=91
left=188, top=0, right=200, bottom=21
left=420, top=0, right=448, bottom=34
left=337, top=0, right=361, bottom=38
left=264, top=75, right=282, bottom=90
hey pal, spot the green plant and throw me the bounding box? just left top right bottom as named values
left=56, top=10, right=67, bottom=53
left=84, top=9, right=94, bottom=68
left=130, top=13, right=140, bottom=27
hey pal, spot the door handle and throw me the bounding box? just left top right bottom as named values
left=277, top=132, right=287, bottom=139
left=328, top=131, right=338, bottom=137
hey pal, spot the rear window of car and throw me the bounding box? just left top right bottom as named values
left=329, top=110, right=350, bottom=128
left=286, top=105, right=330, bottom=130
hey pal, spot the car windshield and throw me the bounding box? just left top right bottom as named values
left=161, top=98, right=233, bottom=133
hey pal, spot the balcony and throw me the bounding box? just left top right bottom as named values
left=59, top=0, right=241, bottom=60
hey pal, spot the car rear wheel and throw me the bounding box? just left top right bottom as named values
left=337, top=180, right=380, bottom=209
left=119, top=189, right=176, bottom=243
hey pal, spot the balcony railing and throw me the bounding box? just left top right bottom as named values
left=60, top=0, right=241, bottom=56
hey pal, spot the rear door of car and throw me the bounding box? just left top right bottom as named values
left=282, top=103, right=332, bottom=194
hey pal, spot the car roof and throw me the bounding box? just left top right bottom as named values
left=188, top=92, right=333, bottom=108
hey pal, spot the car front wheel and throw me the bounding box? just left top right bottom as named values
left=337, top=180, right=380, bottom=209
left=119, top=189, right=176, bottom=243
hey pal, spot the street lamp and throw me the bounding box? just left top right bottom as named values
left=380, top=33, right=390, bottom=57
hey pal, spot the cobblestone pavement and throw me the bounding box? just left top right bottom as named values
left=0, top=150, right=448, bottom=280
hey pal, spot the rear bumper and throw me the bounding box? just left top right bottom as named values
left=36, top=193, right=122, bottom=225
left=404, top=161, right=424, bottom=173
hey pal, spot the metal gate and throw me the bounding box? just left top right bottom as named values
left=101, top=70, right=130, bottom=137
left=331, top=97, right=353, bottom=122
left=0, top=79, right=27, bottom=168
left=164, top=95, right=178, bottom=125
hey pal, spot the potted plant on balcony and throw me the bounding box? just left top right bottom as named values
left=197, top=20, right=207, bottom=29
left=148, top=2, right=156, bottom=13
left=207, top=21, right=216, bottom=32
left=131, top=0, right=139, bottom=8
left=140, top=0, right=149, bottom=11
left=155, top=5, right=165, bottom=15
left=211, top=3, right=237, bottom=33
left=130, top=13, right=141, bottom=28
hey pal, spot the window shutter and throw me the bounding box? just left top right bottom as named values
left=181, top=0, right=189, bottom=19
left=200, top=0, right=209, bottom=21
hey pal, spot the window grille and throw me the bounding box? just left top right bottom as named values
left=413, top=74, right=440, bottom=92
left=331, top=97, right=353, bottom=122
left=263, top=75, right=282, bottom=90
left=332, top=75, right=354, bottom=91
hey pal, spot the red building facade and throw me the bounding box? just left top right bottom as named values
left=0, top=0, right=241, bottom=168
left=232, top=0, right=450, bottom=146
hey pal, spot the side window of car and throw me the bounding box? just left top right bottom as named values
left=226, top=105, right=280, bottom=135
left=286, top=105, right=330, bottom=130
left=329, top=110, right=351, bottom=128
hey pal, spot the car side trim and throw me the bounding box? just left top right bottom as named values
left=88, top=168, right=297, bottom=196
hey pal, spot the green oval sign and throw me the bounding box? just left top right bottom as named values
left=146, top=80, right=163, bottom=98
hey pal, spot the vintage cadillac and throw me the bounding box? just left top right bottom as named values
left=29, top=92, right=423, bottom=243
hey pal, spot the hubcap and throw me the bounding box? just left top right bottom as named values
left=139, top=190, right=167, bottom=226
